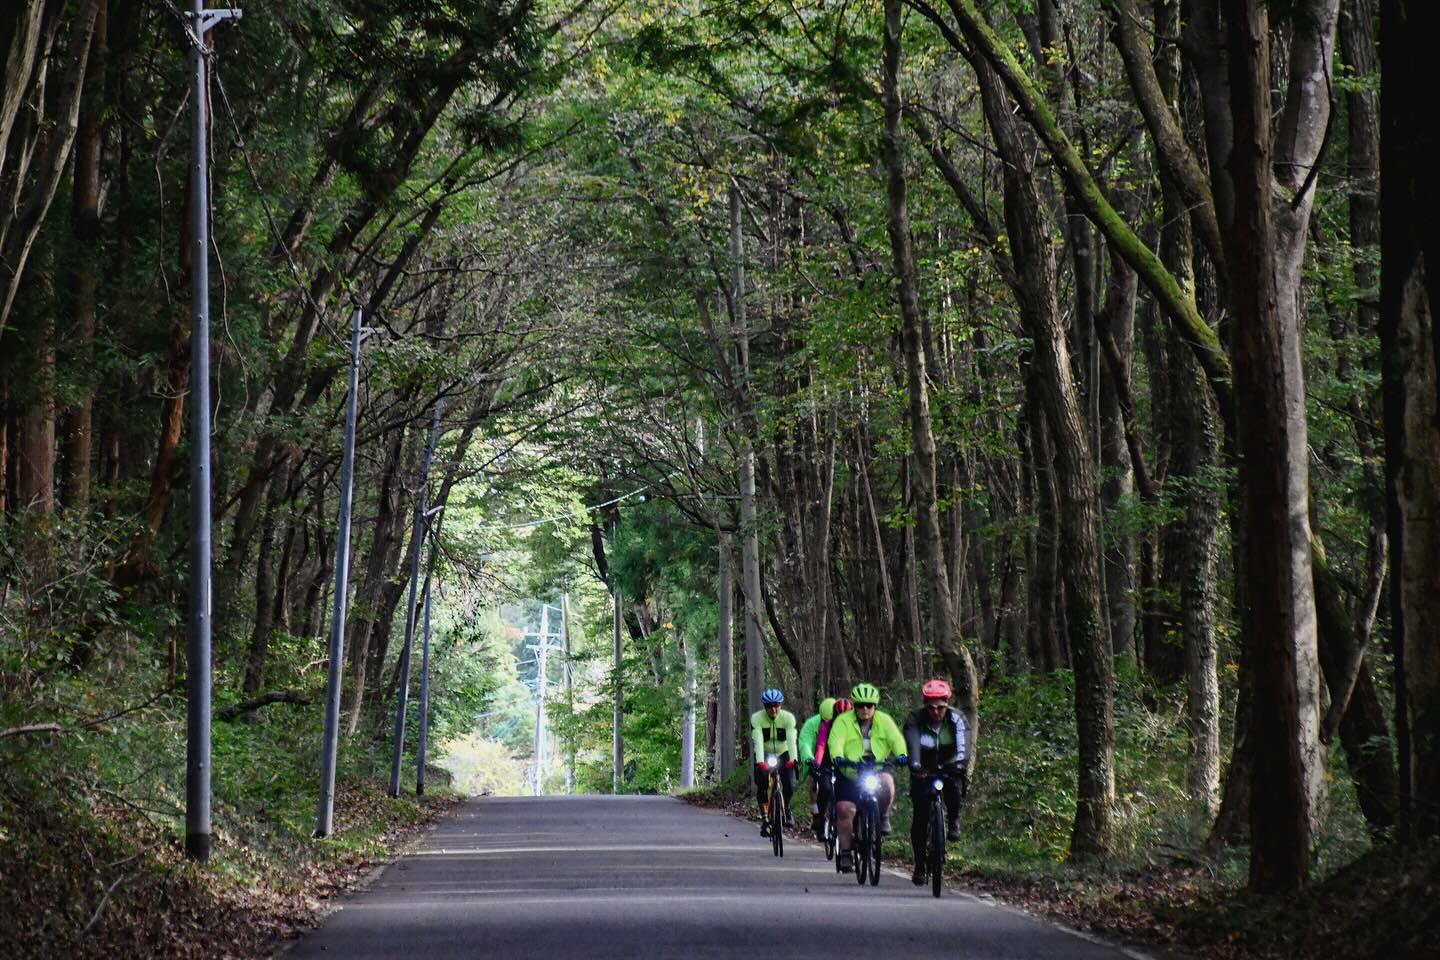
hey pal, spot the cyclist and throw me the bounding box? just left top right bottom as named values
left=826, top=682, right=906, bottom=874
left=750, top=688, right=798, bottom=834
left=903, top=678, right=969, bottom=885
left=798, top=698, right=833, bottom=837
left=811, top=697, right=852, bottom=840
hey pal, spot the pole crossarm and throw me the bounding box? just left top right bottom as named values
left=186, top=8, right=242, bottom=41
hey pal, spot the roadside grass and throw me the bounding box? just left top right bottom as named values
left=1, top=664, right=455, bottom=959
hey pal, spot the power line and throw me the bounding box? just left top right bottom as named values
left=487, top=469, right=681, bottom=531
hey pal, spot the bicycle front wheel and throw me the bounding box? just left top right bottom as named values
left=854, top=809, right=870, bottom=886
left=929, top=795, right=945, bottom=898
left=869, top=807, right=882, bottom=886
left=770, top=786, right=784, bottom=857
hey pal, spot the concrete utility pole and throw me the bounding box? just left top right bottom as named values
left=389, top=402, right=445, bottom=797
left=316, top=308, right=365, bottom=837
left=681, top=633, right=697, bottom=788
left=611, top=522, right=624, bottom=793
left=415, top=507, right=442, bottom=796
left=561, top=588, right=575, bottom=794
left=184, top=0, right=241, bottom=864
left=717, top=531, right=735, bottom=779
left=533, top=605, right=550, bottom=796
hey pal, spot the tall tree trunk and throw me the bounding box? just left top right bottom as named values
left=974, top=55, right=1114, bottom=858
left=1099, top=258, right=1139, bottom=660
left=1024, top=369, right=1062, bottom=673
left=63, top=0, right=107, bottom=511
left=1379, top=0, right=1440, bottom=841
left=1214, top=0, right=1332, bottom=892
left=16, top=264, right=56, bottom=513
left=732, top=185, right=765, bottom=718
left=244, top=467, right=290, bottom=697
left=881, top=0, right=979, bottom=751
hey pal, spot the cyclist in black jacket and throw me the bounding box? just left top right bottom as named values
left=903, top=679, right=969, bottom=885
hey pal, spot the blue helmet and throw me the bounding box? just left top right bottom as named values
left=761, top=688, right=785, bottom=705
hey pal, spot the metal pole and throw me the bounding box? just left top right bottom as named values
left=717, top=530, right=735, bottom=779
left=415, top=513, right=439, bottom=796
left=561, top=588, right=574, bottom=794
left=316, top=308, right=363, bottom=837
left=389, top=402, right=444, bottom=797
left=532, top=605, right=550, bottom=796
left=184, top=0, right=241, bottom=864
left=681, top=632, right=696, bottom=789
left=612, top=575, right=624, bottom=793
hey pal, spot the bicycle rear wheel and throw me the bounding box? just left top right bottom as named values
left=929, top=794, right=945, bottom=898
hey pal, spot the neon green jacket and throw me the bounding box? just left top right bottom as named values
left=826, top=709, right=907, bottom=778
left=750, top=708, right=798, bottom=760
left=798, top=713, right=823, bottom=766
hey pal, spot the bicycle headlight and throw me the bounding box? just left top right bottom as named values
left=932, top=778, right=945, bottom=791
left=766, top=754, right=779, bottom=769
left=861, top=772, right=881, bottom=792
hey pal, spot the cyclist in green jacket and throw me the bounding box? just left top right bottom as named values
left=798, top=698, right=835, bottom=839
left=750, top=689, right=798, bottom=834
left=826, top=682, right=907, bottom=874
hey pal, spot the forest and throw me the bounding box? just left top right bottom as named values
left=2, top=0, right=1438, bottom=957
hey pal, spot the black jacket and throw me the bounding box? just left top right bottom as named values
left=902, top=706, right=969, bottom=769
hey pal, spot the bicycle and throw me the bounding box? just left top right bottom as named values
left=913, top=763, right=965, bottom=898
left=762, top=754, right=786, bottom=857
left=836, top=757, right=898, bottom=886
left=821, top=763, right=838, bottom=864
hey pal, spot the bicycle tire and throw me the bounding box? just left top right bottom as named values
left=824, top=785, right=838, bottom=860
left=854, top=806, right=870, bottom=886
left=869, top=803, right=882, bottom=886
left=929, top=793, right=945, bottom=898
left=769, top=782, right=784, bottom=857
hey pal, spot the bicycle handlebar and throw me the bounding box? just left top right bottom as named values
left=833, top=757, right=904, bottom=772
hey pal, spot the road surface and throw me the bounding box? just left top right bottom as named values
left=285, top=795, right=1147, bottom=959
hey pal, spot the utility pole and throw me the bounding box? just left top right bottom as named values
left=561, top=588, right=575, bottom=794
left=184, top=0, right=241, bottom=864
left=389, top=402, right=444, bottom=797
left=718, top=531, right=735, bottom=779
left=415, top=506, right=443, bottom=796
left=611, top=517, right=624, bottom=793
left=533, top=605, right=550, bottom=796
left=681, top=631, right=697, bottom=788
left=316, top=308, right=365, bottom=837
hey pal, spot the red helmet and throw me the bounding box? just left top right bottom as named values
left=921, top=678, right=952, bottom=701
left=832, top=697, right=853, bottom=716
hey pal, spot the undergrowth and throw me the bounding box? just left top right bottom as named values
left=0, top=662, right=451, bottom=959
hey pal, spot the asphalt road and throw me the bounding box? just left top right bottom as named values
left=284, top=796, right=1145, bottom=959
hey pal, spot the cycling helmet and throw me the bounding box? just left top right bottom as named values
left=761, top=688, right=785, bottom=705
left=819, top=697, right=838, bottom=722
left=850, top=682, right=880, bottom=705
left=832, top=698, right=853, bottom=716
left=921, top=678, right=953, bottom=701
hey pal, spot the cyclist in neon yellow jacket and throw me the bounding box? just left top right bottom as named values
left=750, top=689, right=798, bottom=834
left=797, top=698, right=835, bottom=839
left=826, top=682, right=907, bottom=874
